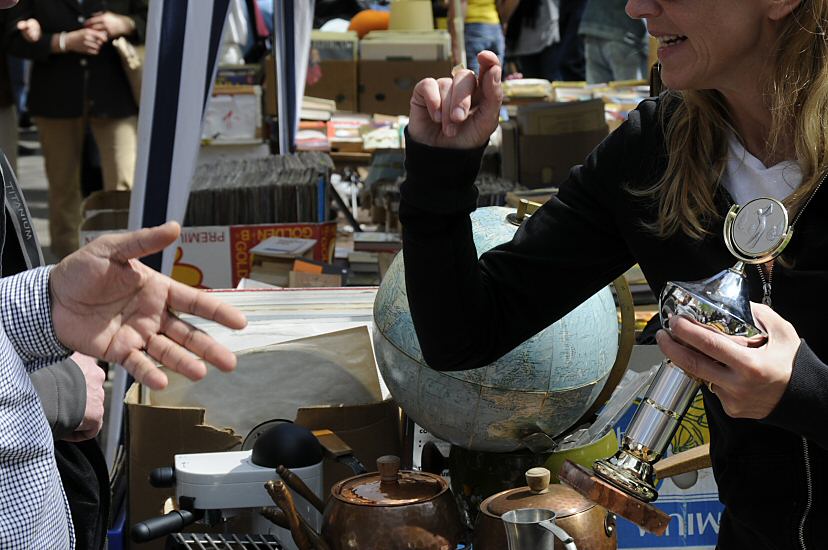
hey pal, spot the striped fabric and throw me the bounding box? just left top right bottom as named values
left=128, top=0, right=231, bottom=274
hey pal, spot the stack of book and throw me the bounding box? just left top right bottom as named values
left=347, top=250, right=381, bottom=286
left=301, top=96, right=337, bottom=121
left=248, top=236, right=317, bottom=287
left=328, top=113, right=372, bottom=152
left=353, top=232, right=402, bottom=254
left=289, top=257, right=349, bottom=288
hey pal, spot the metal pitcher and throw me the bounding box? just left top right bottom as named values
left=501, top=508, right=578, bottom=550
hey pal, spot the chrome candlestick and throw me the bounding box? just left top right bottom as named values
left=593, top=197, right=792, bottom=501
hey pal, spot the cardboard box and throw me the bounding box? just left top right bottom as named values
left=265, top=55, right=359, bottom=115
left=516, top=98, right=607, bottom=136
left=126, top=384, right=401, bottom=550
left=203, top=86, right=263, bottom=141
left=517, top=127, right=608, bottom=188
left=499, top=120, right=519, bottom=182
left=306, top=60, right=359, bottom=112
left=358, top=60, right=453, bottom=115
left=125, top=384, right=242, bottom=550
left=79, top=194, right=337, bottom=289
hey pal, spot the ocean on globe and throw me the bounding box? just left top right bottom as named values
left=373, top=206, right=619, bottom=452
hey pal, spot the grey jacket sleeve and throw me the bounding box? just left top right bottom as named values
left=29, top=357, right=87, bottom=440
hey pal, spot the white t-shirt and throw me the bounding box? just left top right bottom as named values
left=722, top=135, right=802, bottom=204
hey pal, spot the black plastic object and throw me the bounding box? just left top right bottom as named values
left=131, top=509, right=203, bottom=543
left=251, top=422, right=323, bottom=469
left=149, top=466, right=176, bottom=488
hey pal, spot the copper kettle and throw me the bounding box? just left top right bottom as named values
left=321, top=455, right=464, bottom=550
left=474, top=467, right=617, bottom=550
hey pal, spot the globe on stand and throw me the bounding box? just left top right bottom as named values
left=374, top=206, right=630, bottom=453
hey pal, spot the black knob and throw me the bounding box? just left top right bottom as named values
left=149, top=466, right=175, bottom=488
left=130, top=509, right=203, bottom=542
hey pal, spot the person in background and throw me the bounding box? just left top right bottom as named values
left=4, top=0, right=147, bottom=260
left=506, top=0, right=587, bottom=81
left=504, top=0, right=558, bottom=80
left=449, top=0, right=519, bottom=74
left=579, top=0, right=648, bottom=84
left=403, top=0, right=828, bottom=546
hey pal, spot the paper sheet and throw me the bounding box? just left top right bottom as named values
left=150, top=326, right=383, bottom=438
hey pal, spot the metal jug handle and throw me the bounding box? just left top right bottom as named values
left=539, top=520, right=577, bottom=550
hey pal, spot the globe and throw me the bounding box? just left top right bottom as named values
left=373, top=206, right=620, bottom=452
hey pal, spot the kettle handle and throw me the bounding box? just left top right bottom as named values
left=539, top=520, right=577, bottom=550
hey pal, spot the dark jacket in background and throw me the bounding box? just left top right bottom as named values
left=4, top=0, right=148, bottom=118
left=579, top=0, right=647, bottom=43
left=0, top=13, right=14, bottom=109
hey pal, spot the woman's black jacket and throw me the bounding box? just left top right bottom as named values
left=400, top=95, right=828, bottom=549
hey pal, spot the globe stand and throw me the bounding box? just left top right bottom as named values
left=560, top=197, right=793, bottom=534
left=447, top=445, right=552, bottom=530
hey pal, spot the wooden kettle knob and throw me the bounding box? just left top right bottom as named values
left=377, top=455, right=401, bottom=484
left=526, top=467, right=551, bottom=494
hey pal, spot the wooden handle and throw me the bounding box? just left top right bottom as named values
left=261, top=506, right=331, bottom=550
left=260, top=506, right=290, bottom=529
left=377, top=455, right=400, bottom=484
left=526, top=467, right=551, bottom=494
left=313, top=429, right=353, bottom=458
left=654, top=444, right=711, bottom=479
left=265, top=480, right=313, bottom=550
left=277, top=464, right=326, bottom=513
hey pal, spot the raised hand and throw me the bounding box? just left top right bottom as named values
left=85, top=11, right=135, bottom=39
left=16, top=18, right=41, bottom=43
left=50, top=222, right=248, bottom=390
left=66, top=28, right=109, bottom=55
left=656, top=303, right=800, bottom=419
left=408, top=50, right=503, bottom=149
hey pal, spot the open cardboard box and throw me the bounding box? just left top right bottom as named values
left=126, top=384, right=402, bottom=549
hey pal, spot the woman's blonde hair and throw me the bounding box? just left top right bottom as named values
left=639, top=1, right=828, bottom=239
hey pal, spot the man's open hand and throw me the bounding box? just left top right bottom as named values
left=50, top=222, right=247, bottom=390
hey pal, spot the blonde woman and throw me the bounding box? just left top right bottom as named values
left=401, top=0, right=825, bottom=547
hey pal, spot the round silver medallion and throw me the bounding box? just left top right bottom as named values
left=724, top=197, right=792, bottom=264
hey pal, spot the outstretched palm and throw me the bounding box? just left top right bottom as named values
left=50, top=223, right=247, bottom=389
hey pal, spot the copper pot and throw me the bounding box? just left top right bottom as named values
left=474, top=467, right=617, bottom=550
left=322, top=456, right=464, bottom=550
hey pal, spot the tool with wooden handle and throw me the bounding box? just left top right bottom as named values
left=277, top=464, right=326, bottom=513
left=266, top=479, right=313, bottom=550
left=312, top=429, right=367, bottom=474
left=261, top=507, right=332, bottom=550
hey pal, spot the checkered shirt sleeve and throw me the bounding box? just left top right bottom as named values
left=0, top=266, right=75, bottom=549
